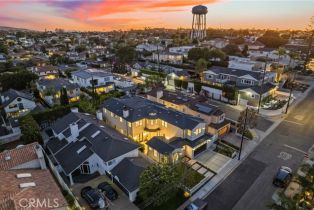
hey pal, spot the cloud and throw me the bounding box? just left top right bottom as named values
left=41, top=0, right=219, bottom=21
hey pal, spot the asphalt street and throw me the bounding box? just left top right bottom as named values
left=204, top=88, right=314, bottom=210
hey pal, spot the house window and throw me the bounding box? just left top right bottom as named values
left=119, top=117, right=123, bottom=123
left=241, top=79, right=253, bottom=85
left=128, top=122, right=131, bottom=127
left=149, top=147, right=152, bottom=151
left=17, top=98, right=22, bottom=102
left=153, top=150, right=158, bottom=157
left=107, top=159, right=116, bottom=166
left=161, top=120, right=168, bottom=128
left=110, top=112, right=114, bottom=117
left=187, top=130, right=191, bottom=136
left=104, top=109, right=107, bottom=113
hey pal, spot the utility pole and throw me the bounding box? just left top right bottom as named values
left=285, top=71, right=296, bottom=114
left=238, top=107, right=248, bottom=161
left=303, top=30, right=314, bottom=72
left=257, top=55, right=268, bottom=113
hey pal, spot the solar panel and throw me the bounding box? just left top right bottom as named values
left=195, top=104, right=212, bottom=114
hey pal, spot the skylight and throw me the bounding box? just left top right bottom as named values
left=76, top=145, right=87, bottom=154
left=16, top=173, right=32, bottom=178
left=20, top=182, right=36, bottom=188
left=91, top=130, right=101, bottom=138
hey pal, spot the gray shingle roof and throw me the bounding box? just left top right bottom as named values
left=49, top=112, right=139, bottom=174
left=0, top=89, right=34, bottom=108
left=72, top=69, right=112, bottom=79
left=111, top=157, right=151, bottom=192
left=238, top=82, right=276, bottom=95
left=51, top=112, right=80, bottom=134
left=208, top=66, right=262, bottom=80
left=147, top=137, right=177, bottom=155
left=103, top=96, right=204, bottom=130
left=54, top=139, right=93, bottom=175
left=169, top=134, right=212, bottom=148
left=37, top=78, right=79, bottom=91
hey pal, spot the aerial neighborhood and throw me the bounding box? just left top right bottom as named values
left=0, top=3, right=313, bottom=210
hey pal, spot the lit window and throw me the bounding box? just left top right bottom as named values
left=187, top=130, right=191, bottom=136
left=153, top=150, right=158, bottom=157
left=110, top=112, right=113, bottom=117
left=119, top=117, right=123, bottom=123
left=104, top=109, right=107, bottom=113
left=128, top=122, right=131, bottom=127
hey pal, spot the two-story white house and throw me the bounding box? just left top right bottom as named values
left=0, top=89, right=36, bottom=118
left=71, top=69, right=115, bottom=94
left=46, top=111, right=139, bottom=186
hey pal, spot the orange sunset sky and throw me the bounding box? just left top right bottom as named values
left=0, top=0, right=313, bottom=31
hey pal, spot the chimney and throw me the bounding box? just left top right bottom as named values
left=70, top=123, right=79, bottom=140
left=96, top=110, right=103, bottom=121
left=123, top=106, right=129, bottom=118
left=71, top=107, right=79, bottom=113
left=0, top=95, right=5, bottom=103
left=156, top=90, right=163, bottom=99
left=35, top=144, right=46, bottom=169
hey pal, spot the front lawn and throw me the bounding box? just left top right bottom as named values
left=174, top=162, right=205, bottom=189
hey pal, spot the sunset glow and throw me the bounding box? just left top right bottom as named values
left=0, top=0, right=313, bottom=31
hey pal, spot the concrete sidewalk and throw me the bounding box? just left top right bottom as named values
left=177, top=83, right=314, bottom=210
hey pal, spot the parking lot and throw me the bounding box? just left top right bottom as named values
left=71, top=175, right=138, bottom=210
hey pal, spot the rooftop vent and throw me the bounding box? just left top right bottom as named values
left=19, top=182, right=36, bottom=188
left=76, top=145, right=87, bottom=154
left=4, top=153, right=11, bottom=161
left=16, top=173, right=32, bottom=178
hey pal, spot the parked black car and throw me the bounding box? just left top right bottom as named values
left=273, top=166, right=292, bottom=188
left=81, top=186, right=106, bottom=209
left=97, top=182, right=118, bottom=201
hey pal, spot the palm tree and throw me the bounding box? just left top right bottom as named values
left=277, top=47, right=286, bottom=60
left=288, top=51, right=300, bottom=69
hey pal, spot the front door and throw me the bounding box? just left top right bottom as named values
left=80, top=162, right=90, bottom=174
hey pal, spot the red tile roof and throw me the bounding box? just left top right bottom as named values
left=0, top=169, right=68, bottom=210
left=0, top=143, right=39, bottom=171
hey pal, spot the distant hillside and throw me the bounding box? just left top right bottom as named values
left=0, top=26, right=32, bottom=32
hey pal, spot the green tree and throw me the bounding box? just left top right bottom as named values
left=60, top=88, right=69, bottom=105
left=267, top=192, right=299, bottom=210
left=139, top=163, right=179, bottom=207
left=257, top=30, right=288, bottom=48
left=20, top=114, right=42, bottom=144
left=195, top=58, right=208, bottom=81
left=237, top=108, right=257, bottom=136
left=242, top=44, right=249, bottom=57
left=75, top=45, right=86, bottom=53
left=0, top=42, right=8, bottom=55
left=277, top=47, right=286, bottom=60
left=0, top=71, right=38, bottom=91
left=208, top=48, right=226, bottom=61
left=188, top=48, right=209, bottom=61
left=223, top=44, right=241, bottom=56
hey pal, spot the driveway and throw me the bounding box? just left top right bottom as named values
left=71, top=175, right=138, bottom=210
left=196, top=150, right=232, bottom=173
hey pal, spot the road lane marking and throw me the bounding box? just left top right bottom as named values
left=278, top=151, right=292, bottom=160
left=283, top=120, right=304, bottom=126
left=284, top=144, right=307, bottom=154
